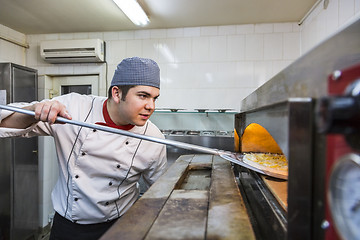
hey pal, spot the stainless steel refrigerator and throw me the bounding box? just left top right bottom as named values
left=0, top=63, right=39, bottom=240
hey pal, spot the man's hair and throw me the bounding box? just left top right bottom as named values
left=108, top=85, right=135, bottom=101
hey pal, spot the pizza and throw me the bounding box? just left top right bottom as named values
left=242, top=153, right=288, bottom=178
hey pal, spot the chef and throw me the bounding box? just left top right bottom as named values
left=0, top=57, right=167, bottom=239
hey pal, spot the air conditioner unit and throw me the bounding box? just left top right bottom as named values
left=40, top=39, right=105, bottom=63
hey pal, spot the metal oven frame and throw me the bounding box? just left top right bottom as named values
left=233, top=19, right=360, bottom=240
left=235, top=99, right=313, bottom=239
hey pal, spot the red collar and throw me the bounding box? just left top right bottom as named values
left=95, top=100, right=134, bottom=130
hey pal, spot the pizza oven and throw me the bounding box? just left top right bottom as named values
left=233, top=19, right=360, bottom=240
left=234, top=98, right=313, bottom=239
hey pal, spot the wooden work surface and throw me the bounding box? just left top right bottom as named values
left=101, top=154, right=255, bottom=240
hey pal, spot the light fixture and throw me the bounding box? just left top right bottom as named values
left=112, top=0, right=150, bottom=26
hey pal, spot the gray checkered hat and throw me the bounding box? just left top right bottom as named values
left=111, top=57, right=160, bottom=89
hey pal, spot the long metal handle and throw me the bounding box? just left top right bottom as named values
left=0, top=104, right=287, bottom=179
left=0, top=104, right=224, bottom=155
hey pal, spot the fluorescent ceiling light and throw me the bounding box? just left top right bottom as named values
left=113, top=0, right=150, bottom=26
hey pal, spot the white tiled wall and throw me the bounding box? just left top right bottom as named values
left=1, top=1, right=359, bottom=114
left=0, top=24, right=26, bottom=65
left=300, top=0, right=360, bottom=54
left=24, top=22, right=302, bottom=132
left=25, top=22, right=301, bottom=113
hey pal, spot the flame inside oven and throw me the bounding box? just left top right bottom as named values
left=240, top=123, right=284, bottom=154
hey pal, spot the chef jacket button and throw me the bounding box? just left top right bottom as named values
left=116, top=164, right=120, bottom=169
left=109, top=182, right=113, bottom=186
left=93, top=129, right=97, bottom=132
left=105, top=201, right=109, bottom=205
left=125, top=141, right=129, bottom=145
left=81, top=152, right=86, bottom=156
left=75, top=175, right=79, bottom=179
left=74, top=198, right=79, bottom=201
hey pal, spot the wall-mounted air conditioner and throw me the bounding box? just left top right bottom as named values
left=40, top=39, right=105, bottom=63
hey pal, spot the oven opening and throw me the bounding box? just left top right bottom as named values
left=238, top=122, right=288, bottom=211
left=241, top=123, right=284, bottom=154
left=234, top=121, right=289, bottom=239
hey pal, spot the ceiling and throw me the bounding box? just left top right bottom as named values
left=0, top=0, right=317, bottom=35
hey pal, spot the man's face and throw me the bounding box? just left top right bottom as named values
left=117, top=85, right=159, bottom=126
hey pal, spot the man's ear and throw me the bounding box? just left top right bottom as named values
left=111, top=86, right=122, bottom=103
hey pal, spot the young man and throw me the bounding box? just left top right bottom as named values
left=0, top=57, right=167, bottom=239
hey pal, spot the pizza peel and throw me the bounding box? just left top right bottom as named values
left=0, top=104, right=287, bottom=180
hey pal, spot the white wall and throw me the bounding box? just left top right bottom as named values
left=22, top=0, right=360, bottom=113
left=0, top=24, right=26, bottom=65
left=300, top=0, right=360, bottom=54
left=25, top=23, right=301, bottom=132
left=2, top=1, right=360, bottom=111
left=26, top=23, right=300, bottom=113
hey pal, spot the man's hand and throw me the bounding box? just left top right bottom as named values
left=32, top=100, right=72, bottom=124
left=0, top=100, right=72, bottom=129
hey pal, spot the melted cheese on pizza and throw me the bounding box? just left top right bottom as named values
left=243, top=153, right=288, bottom=171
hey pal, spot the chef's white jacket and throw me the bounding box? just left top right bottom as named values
left=0, top=93, right=167, bottom=224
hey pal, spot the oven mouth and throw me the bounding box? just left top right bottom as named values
left=238, top=123, right=288, bottom=211
left=240, top=123, right=284, bottom=155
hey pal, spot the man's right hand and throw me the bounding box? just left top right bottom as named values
left=0, top=100, right=72, bottom=129
left=32, top=100, right=72, bottom=124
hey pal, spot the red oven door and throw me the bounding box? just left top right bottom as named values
left=321, top=63, right=360, bottom=240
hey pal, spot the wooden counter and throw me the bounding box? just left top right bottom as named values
left=101, top=154, right=255, bottom=240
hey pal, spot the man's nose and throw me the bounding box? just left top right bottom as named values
left=145, top=99, right=155, bottom=110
